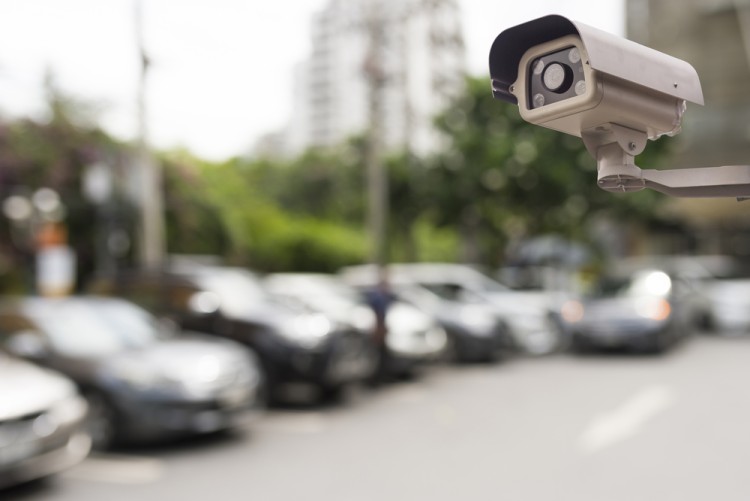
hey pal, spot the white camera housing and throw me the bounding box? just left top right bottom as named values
left=489, top=14, right=750, bottom=199
left=490, top=15, right=703, bottom=141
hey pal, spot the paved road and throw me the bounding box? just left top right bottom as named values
left=8, top=334, right=750, bottom=500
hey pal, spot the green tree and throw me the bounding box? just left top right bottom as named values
left=0, top=80, right=135, bottom=292
left=181, top=158, right=367, bottom=272
left=428, top=75, right=672, bottom=266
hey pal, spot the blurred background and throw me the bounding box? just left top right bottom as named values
left=4, top=0, right=750, bottom=500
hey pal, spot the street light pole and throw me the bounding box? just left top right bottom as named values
left=134, top=0, right=165, bottom=270
left=364, top=1, right=388, bottom=268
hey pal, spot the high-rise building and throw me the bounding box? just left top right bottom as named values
left=285, top=0, right=466, bottom=157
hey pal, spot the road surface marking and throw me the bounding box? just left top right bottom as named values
left=579, top=384, right=676, bottom=454
left=63, top=453, right=166, bottom=484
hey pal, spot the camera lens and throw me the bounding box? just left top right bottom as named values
left=527, top=46, right=584, bottom=109
left=542, top=63, right=573, bottom=93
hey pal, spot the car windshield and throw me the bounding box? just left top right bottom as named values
left=193, top=269, right=269, bottom=317
left=26, top=300, right=161, bottom=358
left=272, top=278, right=363, bottom=313
left=417, top=274, right=508, bottom=302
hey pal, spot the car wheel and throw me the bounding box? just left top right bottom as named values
left=84, top=391, right=119, bottom=450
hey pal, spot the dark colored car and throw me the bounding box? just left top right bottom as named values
left=560, top=268, right=698, bottom=353
left=263, top=273, right=446, bottom=377
left=0, top=297, right=262, bottom=449
left=88, top=266, right=376, bottom=400
left=393, top=283, right=512, bottom=363
left=0, top=353, right=90, bottom=489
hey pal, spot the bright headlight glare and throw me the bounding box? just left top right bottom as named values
left=352, top=306, right=375, bottom=331
left=282, top=313, right=332, bottom=347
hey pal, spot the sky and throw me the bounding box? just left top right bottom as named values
left=0, top=0, right=624, bottom=161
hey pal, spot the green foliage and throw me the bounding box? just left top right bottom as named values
left=0, top=73, right=678, bottom=283
left=161, top=151, right=231, bottom=257
left=0, top=83, right=135, bottom=291
left=184, top=159, right=367, bottom=272
left=245, top=141, right=366, bottom=225
left=428, top=75, right=674, bottom=265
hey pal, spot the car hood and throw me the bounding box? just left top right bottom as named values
left=103, top=336, right=254, bottom=387
left=0, top=356, right=77, bottom=421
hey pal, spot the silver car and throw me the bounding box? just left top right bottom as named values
left=560, top=268, right=697, bottom=353
left=0, top=297, right=263, bottom=449
left=0, top=353, right=90, bottom=488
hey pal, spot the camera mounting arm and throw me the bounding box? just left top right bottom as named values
left=583, top=123, right=750, bottom=199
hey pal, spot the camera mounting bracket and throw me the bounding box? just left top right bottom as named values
left=583, top=123, right=750, bottom=199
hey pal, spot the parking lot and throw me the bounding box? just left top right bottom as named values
left=8, top=332, right=750, bottom=501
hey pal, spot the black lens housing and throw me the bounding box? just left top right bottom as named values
left=528, top=46, right=585, bottom=109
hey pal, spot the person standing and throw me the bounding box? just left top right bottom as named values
left=365, top=267, right=396, bottom=385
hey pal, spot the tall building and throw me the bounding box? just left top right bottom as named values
left=626, top=0, right=750, bottom=254
left=286, top=0, right=466, bottom=157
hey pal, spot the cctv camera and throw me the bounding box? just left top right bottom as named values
left=489, top=14, right=750, bottom=199
left=490, top=15, right=703, bottom=143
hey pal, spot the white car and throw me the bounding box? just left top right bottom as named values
left=0, top=353, right=90, bottom=488
left=341, top=263, right=563, bottom=355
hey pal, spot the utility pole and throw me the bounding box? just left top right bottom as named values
left=363, top=0, right=388, bottom=268
left=134, top=0, right=165, bottom=269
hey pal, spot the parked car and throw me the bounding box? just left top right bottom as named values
left=341, top=263, right=563, bottom=355
left=613, top=256, right=716, bottom=330
left=392, top=283, right=512, bottom=362
left=263, top=272, right=447, bottom=376
left=676, top=255, right=750, bottom=333
left=0, top=296, right=262, bottom=449
left=559, top=267, right=699, bottom=353
left=88, top=266, right=376, bottom=401
left=0, top=353, right=90, bottom=489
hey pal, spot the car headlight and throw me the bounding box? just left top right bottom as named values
left=29, top=392, right=88, bottom=439
left=635, top=298, right=672, bottom=321
left=561, top=300, right=585, bottom=323
left=279, top=313, right=332, bottom=348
